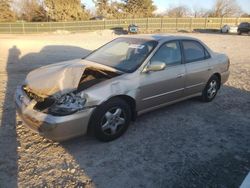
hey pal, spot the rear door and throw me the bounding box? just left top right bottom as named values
left=181, top=40, right=211, bottom=96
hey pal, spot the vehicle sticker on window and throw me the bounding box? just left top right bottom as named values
left=128, top=44, right=145, bottom=49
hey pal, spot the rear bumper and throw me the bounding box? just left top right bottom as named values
left=15, top=86, right=95, bottom=141
left=221, top=70, right=230, bottom=84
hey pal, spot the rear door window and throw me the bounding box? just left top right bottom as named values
left=182, top=40, right=208, bottom=63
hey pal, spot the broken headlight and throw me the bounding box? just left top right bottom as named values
left=48, top=93, right=86, bottom=116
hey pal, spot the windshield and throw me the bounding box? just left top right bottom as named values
left=85, top=37, right=158, bottom=72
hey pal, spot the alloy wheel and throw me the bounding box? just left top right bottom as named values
left=207, top=80, right=217, bottom=99
left=101, top=107, right=126, bottom=135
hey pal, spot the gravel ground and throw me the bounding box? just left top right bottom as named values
left=0, top=31, right=250, bottom=188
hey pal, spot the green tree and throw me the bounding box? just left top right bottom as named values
left=44, top=0, right=89, bottom=21
left=123, top=0, right=156, bottom=18
left=0, top=0, right=15, bottom=22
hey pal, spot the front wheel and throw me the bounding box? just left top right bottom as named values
left=201, top=75, right=220, bottom=102
left=90, top=98, right=131, bottom=142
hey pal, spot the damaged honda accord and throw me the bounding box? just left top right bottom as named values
left=15, top=35, right=230, bottom=142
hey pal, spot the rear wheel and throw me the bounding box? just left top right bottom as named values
left=90, top=98, right=131, bottom=142
left=201, top=75, right=220, bottom=102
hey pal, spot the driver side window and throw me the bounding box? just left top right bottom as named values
left=151, top=41, right=182, bottom=66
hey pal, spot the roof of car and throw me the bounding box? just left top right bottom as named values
left=123, top=34, right=214, bottom=54
left=124, top=34, right=199, bottom=42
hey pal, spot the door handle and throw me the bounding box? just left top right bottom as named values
left=177, top=74, right=185, bottom=78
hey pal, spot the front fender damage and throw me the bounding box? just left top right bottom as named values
left=83, top=73, right=139, bottom=107
left=22, top=59, right=122, bottom=115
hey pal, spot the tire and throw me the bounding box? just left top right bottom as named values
left=90, top=98, right=131, bottom=142
left=201, top=75, right=220, bottom=102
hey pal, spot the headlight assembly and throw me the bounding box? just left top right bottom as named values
left=48, top=92, right=86, bottom=116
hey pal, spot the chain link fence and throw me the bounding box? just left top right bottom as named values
left=0, top=17, right=250, bottom=34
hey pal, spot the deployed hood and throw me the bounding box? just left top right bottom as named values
left=24, top=59, right=88, bottom=97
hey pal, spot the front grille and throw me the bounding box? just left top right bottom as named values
left=22, top=85, right=55, bottom=112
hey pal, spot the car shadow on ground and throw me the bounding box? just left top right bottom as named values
left=0, top=45, right=91, bottom=187
left=62, top=85, right=250, bottom=188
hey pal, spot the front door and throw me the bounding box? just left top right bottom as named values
left=138, top=41, right=186, bottom=111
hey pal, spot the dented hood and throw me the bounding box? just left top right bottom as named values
left=24, top=59, right=89, bottom=97
left=24, top=59, right=120, bottom=98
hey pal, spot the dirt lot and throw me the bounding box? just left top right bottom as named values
left=0, top=31, right=250, bottom=188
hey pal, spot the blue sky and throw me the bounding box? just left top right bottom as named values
left=82, top=0, right=250, bottom=14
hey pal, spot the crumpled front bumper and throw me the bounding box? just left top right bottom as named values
left=15, top=86, right=95, bottom=141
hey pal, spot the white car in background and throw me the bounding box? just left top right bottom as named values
left=221, top=24, right=238, bottom=33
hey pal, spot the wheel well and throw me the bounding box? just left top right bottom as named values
left=110, top=95, right=137, bottom=121
left=213, top=73, right=221, bottom=88
left=87, top=95, right=137, bottom=135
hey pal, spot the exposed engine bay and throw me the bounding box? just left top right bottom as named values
left=76, top=68, right=119, bottom=92
left=23, top=67, right=120, bottom=116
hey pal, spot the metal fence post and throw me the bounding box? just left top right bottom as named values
left=160, top=17, right=163, bottom=32
left=236, top=17, right=239, bottom=25
left=9, top=23, right=12, bottom=34
left=190, top=18, right=193, bottom=32
left=220, top=17, right=223, bottom=29
left=146, top=17, right=149, bottom=32
left=176, top=18, right=178, bottom=31
left=78, top=21, right=81, bottom=31
left=22, top=21, right=25, bottom=34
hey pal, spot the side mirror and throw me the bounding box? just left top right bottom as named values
left=142, top=62, right=166, bottom=73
